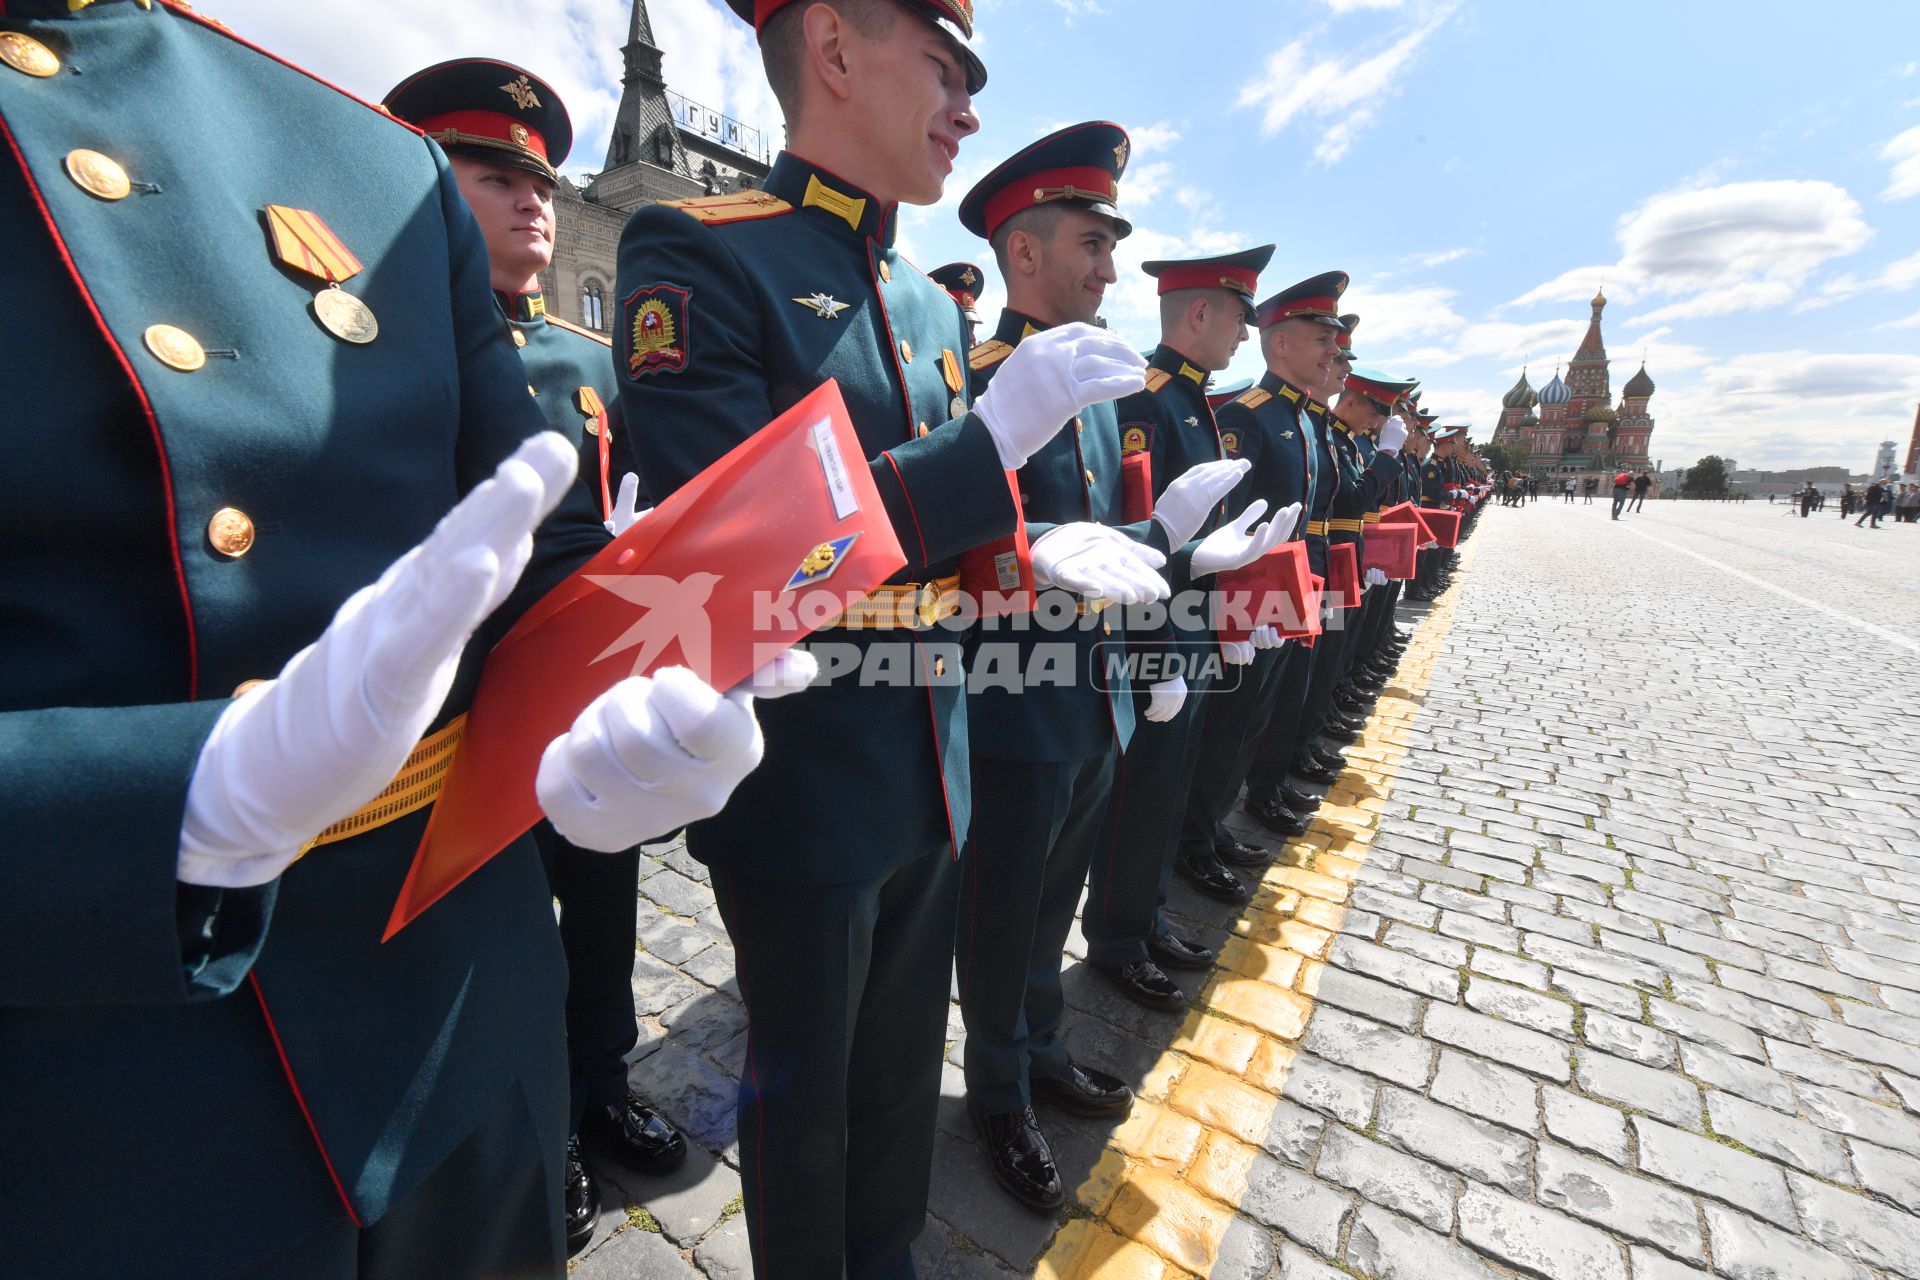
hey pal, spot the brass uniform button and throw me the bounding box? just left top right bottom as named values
left=1083, top=469, right=1095, bottom=487
left=1074, top=416, right=1084, bottom=434
left=933, top=656, right=946, bottom=678
left=899, top=340, right=912, bottom=363
left=0, top=32, right=60, bottom=78
left=207, top=507, right=255, bottom=557
left=143, top=324, right=206, bottom=372
left=511, top=328, right=527, bottom=347
left=65, top=150, right=130, bottom=201
left=878, top=261, right=892, bottom=283
left=232, top=678, right=268, bottom=697
left=528, top=384, right=537, bottom=397
left=917, top=421, right=929, bottom=437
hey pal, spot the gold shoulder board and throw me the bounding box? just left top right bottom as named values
left=546, top=315, right=613, bottom=347
left=1142, top=368, right=1172, bottom=393
left=969, top=339, right=1014, bottom=371
left=662, top=190, right=794, bottom=225
left=1235, top=388, right=1272, bottom=409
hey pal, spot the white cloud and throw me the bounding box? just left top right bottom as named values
left=1339, top=283, right=1467, bottom=346
left=1417, top=246, right=1476, bottom=268
left=1324, top=0, right=1411, bottom=10
left=1640, top=350, right=1920, bottom=468
left=1235, top=5, right=1455, bottom=166
left=1051, top=0, right=1108, bottom=19
left=1879, top=125, right=1920, bottom=200
left=1798, top=249, right=1920, bottom=311
left=1883, top=308, right=1920, bottom=329
left=1502, top=180, right=1871, bottom=322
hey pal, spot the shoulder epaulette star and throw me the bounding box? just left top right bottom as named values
left=969, top=339, right=1014, bottom=371
left=662, top=190, right=794, bottom=225
left=547, top=315, right=612, bottom=347
left=1143, top=368, right=1173, bottom=394
left=1235, top=387, right=1272, bottom=409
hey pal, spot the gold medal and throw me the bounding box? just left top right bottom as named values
left=313, top=284, right=378, bottom=344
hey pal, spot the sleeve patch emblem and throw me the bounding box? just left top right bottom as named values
left=1120, top=425, right=1149, bottom=454
left=624, top=283, right=691, bottom=377
left=1220, top=430, right=1241, bottom=455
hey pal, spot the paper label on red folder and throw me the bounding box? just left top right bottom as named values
left=812, top=417, right=860, bottom=519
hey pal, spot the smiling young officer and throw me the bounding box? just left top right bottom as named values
left=612, top=3, right=1153, bottom=1274
left=383, top=59, right=686, bottom=1259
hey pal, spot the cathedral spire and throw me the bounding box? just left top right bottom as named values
left=602, top=0, right=685, bottom=175
left=629, top=0, right=656, bottom=47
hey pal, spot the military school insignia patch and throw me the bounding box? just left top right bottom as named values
left=785, top=533, right=862, bottom=590
left=624, top=283, right=690, bottom=377
left=1120, top=425, right=1149, bottom=455
left=1220, top=430, right=1241, bottom=455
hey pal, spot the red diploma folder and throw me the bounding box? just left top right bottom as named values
left=1120, top=452, right=1154, bottom=524
left=1417, top=507, right=1462, bottom=548
left=1213, top=541, right=1319, bottom=643
left=1326, top=542, right=1362, bottom=609
left=385, top=380, right=907, bottom=939
left=1361, top=522, right=1417, bottom=579
left=956, top=470, right=1034, bottom=618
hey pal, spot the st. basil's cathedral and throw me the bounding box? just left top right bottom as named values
left=1490, top=290, right=1658, bottom=480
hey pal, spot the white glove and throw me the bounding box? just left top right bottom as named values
left=537, top=649, right=818, bottom=852
left=605, top=472, right=649, bottom=537
left=973, top=324, right=1148, bottom=469
left=1191, top=499, right=1300, bottom=577
left=1378, top=416, right=1408, bottom=455
left=1152, top=459, right=1250, bottom=549
left=1031, top=523, right=1170, bottom=605
left=1143, top=676, right=1187, bottom=723
left=1250, top=624, right=1286, bottom=650
left=1220, top=640, right=1255, bottom=665
left=178, top=433, right=581, bottom=888
left=1365, top=567, right=1388, bottom=586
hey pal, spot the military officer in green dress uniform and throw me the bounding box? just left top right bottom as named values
left=951, top=125, right=1260, bottom=1212
left=383, top=58, right=687, bottom=1258
left=929, top=259, right=986, bottom=346
left=1083, top=245, right=1290, bottom=1013
left=0, top=3, right=807, bottom=1276
left=614, top=4, right=1156, bottom=1273
left=1180, top=272, right=1349, bottom=882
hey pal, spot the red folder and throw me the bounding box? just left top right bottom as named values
left=1417, top=507, right=1463, bottom=548
left=956, top=470, right=1034, bottom=618
left=1378, top=502, right=1433, bottom=543
left=1213, top=541, right=1319, bottom=642
left=1362, top=522, right=1417, bottom=579
left=1326, top=542, right=1362, bottom=609
left=1121, top=452, right=1154, bottom=523
left=385, top=380, right=907, bottom=939
left=1300, top=574, right=1325, bottom=647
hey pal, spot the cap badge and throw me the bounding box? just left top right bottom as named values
left=792, top=293, right=851, bottom=320
left=500, top=74, right=541, bottom=110
left=960, top=267, right=978, bottom=286
left=510, top=122, right=531, bottom=147
left=1113, top=137, right=1129, bottom=170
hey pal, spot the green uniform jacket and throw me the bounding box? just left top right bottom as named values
left=502, top=288, right=628, bottom=509
left=1217, top=371, right=1322, bottom=571
left=0, top=2, right=604, bottom=1271
left=614, top=153, right=1017, bottom=883
left=966, top=310, right=1163, bottom=763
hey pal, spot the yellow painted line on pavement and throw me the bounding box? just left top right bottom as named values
left=1037, top=541, right=1481, bottom=1280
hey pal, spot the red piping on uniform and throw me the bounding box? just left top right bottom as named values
left=248, top=974, right=362, bottom=1226
left=0, top=112, right=200, bottom=698
left=881, top=453, right=931, bottom=567
left=155, top=1, right=424, bottom=134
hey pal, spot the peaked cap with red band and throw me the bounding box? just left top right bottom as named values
left=1343, top=364, right=1418, bottom=412
left=959, top=121, right=1132, bottom=241
left=929, top=261, right=986, bottom=319
left=725, top=0, right=986, bottom=93
left=1334, top=311, right=1360, bottom=352
left=1255, top=269, right=1350, bottom=330
left=1142, top=244, right=1274, bottom=322
left=384, top=59, right=572, bottom=183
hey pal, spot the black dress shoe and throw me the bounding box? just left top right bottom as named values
left=1147, top=930, right=1216, bottom=970
left=1176, top=852, right=1250, bottom=903
left=564, top=1137, right=599, bottom=1256
left=581, top=1093, right=687, bottom=1175
left=1351, top=670, right=1388, bottom=692
left=1100, top=958, right=1190, bottom=1011
left=972, top=1105, right=1064, bottom=1212
left=1279, top=783, right=1321, bottom=811
left=1032, top=1062, right=1136, bottom=1117
left=1318, top=721, right=1360, bottom=745
left=1290, top=755, right=1341, bottom=785
left=1245, top=795, right=1309, bottom=837
left=1216, top=831, right=1274, bottom=867
left=1311, top=744, right=1348, bottom=770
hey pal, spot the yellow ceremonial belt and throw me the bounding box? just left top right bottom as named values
left=1328, top=518, right=1365, bottom=532
left=1362, top=512, right=1383, bottom=525
left=299, top=715, right=466, bottom=855
left=828, top=575, right=962, bottom=630
left=1304, top=519, right=1330, bottom=536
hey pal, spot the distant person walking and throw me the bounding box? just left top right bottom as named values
left=1897, top=484, right=1920, bottom=523
left=1631, top=472, right=1653, bottom=512
left=1563, top=479, right=1575, bottom=503
left=1583, top=477, right=1597, bottom=504
left=1856, top=480, right=1887, bottom=528
left=1610, top=470, right=1633, bottom=520
left=1840, top=484, right=1856, bottom=518
left=1800, top=484, right=1817, bottom=518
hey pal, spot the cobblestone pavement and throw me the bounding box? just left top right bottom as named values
left=569, top=498, right=1920, bottom=1280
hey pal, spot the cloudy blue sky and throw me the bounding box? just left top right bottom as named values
left=231, top=0, right=1920, bottom=472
